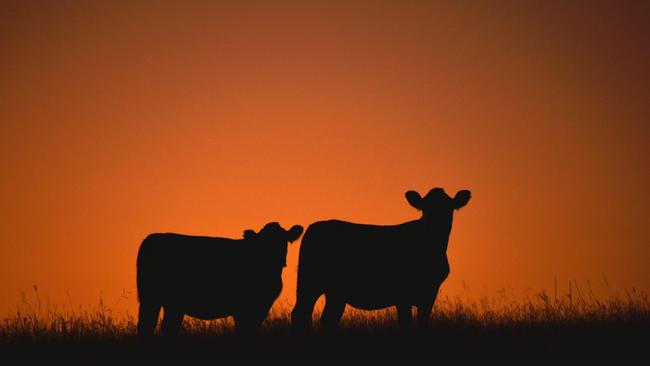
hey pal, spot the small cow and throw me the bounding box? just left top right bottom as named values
left=291, top=188, right=471, bottom=331
left=137, top=222, right=304, bottom=336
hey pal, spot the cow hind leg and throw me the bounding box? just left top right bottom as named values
left=291, top=289, right=322, bottom=333
left=235, top=309, right=269, bottom=335
left=320, top=295, right=345, bottom=333
left=137, top=302, right=161, bottom=338
left=161, top=306, right=184, bottom=337
left=396, top=305, right=414, bottom=331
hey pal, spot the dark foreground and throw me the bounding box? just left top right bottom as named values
left=2, top=323, right=647, bottom=365
left=4, top=293, right=648, bottom=364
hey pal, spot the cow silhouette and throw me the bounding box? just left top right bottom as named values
left=291, top=188, right=471, bottom=332
left=136, top=222, right=304, bottom=337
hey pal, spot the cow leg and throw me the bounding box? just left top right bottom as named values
left=396, top=305, right=414, bottom=331
left=320, top=295, right=345, bottom=332
left=161, top=307, right=184, bottom=337
left=137, top=302, right=161, bottom=338
left=235, top=308, right=269, bottom=335
left=416, top=299, right=434, bottom=330
left=417, top=285, right=441, bottom=329
left=291, top=290, right=321, bottom=333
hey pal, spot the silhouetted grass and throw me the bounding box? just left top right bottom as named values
left=2, top=289, right=648, bottom=363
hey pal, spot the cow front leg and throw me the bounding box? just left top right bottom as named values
left=396, top=305, right=413, bottom=331
left=416, top=285, right=441, bottom=329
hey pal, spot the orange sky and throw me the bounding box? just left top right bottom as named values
left=1, top=1, right=649, bottom=317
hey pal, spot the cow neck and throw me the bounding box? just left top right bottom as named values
left=417, top=216, right=452, bottom=255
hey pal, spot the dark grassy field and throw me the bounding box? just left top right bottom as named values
left=2, top=290, right=648, bottom=364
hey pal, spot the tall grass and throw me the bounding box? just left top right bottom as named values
left=0, top=289, right=136, bottom=342
left=2, top=287, right=647, bottom=342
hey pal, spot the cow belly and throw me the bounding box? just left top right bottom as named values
left=343, top=285, right=432, bottom=310
left=326, top=275, right=427, bottom=310
left=163, top=290, right=237, bottom=315
left=184, top=305, right=233, bottom=320
left=169, top=281, right=281, bottom=320
left=324, top=261, right=443, bottom=309
left=346, top=294, right=397, bottom=310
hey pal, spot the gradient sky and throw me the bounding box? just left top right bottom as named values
left=1, top=1, right=648, bottom=317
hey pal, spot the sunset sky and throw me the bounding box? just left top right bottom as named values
left=1, top=1, right=648, bottom=317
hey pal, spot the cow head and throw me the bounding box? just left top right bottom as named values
left=406, top=188, right=471, bottom=230
left=243, top=222, right=304, bottom=268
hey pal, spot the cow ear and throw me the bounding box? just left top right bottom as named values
left=243, top=229, right=258, bottom=240
left=405, top=191, right=423, bottom=210
left=453, top=190, right=471, bottom=210
left=285, top=225, right=304, bottom=243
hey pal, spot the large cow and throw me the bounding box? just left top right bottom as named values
left=137, top=222, right=304, bottom=336
left=291, top=188, right=471, bottom=331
